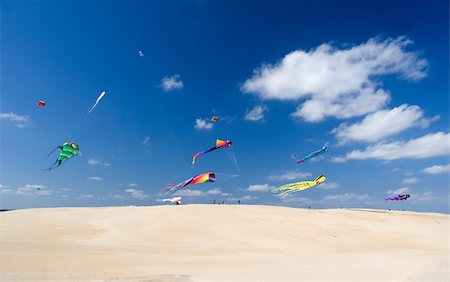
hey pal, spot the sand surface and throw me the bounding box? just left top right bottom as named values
left=0, top=205, right=448, bottom=281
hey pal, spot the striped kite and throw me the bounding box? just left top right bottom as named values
left=272, top=175, right=326, bottom=198
left=161, top=172, right=216, bottom=195
left=192, top=139, right=232, bottom=164
left=294, top=144, right=327, bottom=164
left=44, top=142, right=79, bottom=171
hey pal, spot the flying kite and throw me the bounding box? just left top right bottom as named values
left=44, top=142, right=79, bottom=171
left=138, top=50, right=144, bottom=57
left=161, top=172, right=216, bottom=195
left=192, top=139, right=232, bottom=164
left=37, top=100, right=46, bottom=107
left=293, top=144, right=328, bottom=164
left=162, top=197, right=182, bottom=205
left=272, top=175, right=326, bottom=198
left=385, top=194, right=410, bottom=201
left=211, top=116, right=219, bottom=122
left=87, top=91, right=106, bottom=114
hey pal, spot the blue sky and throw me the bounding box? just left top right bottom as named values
left=1, top=0, right=449, bottom=213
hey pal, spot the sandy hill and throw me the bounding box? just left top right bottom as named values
left=0, top=205, right=448, bottom=281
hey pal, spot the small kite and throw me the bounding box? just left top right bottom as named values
left=211, top=116, right=219, bottom=122
left=44, top=142, right=79, bottom=171
left=87, top=91, right=106, bottom=114
left=192, top=139, right=232, bottom=165
left=272, top=175, right=326, bottom=198
left=385, top=194, right=410, bottom=201
left=37, top=100, right=46, bottom=107
left=162, top=197, right=182, bottom=205
left=294, top=144, right=328, bottom=164
left=161, top=172, right=215, bottom=195
left=138, top=50, right=144, bottom=57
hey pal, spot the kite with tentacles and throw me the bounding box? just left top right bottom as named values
left=44, top=142, right=79, bottom=171
left=293, top=144, right=328, bottom=164
left=192, top=139, right=232, bottom=164
left=385, top=194, right=410, bottom=201
left=161, top=197, right=183, bottom=205
left=161, top=172, right=216, bottom=195
left=272, top=175, right=326, bottom=198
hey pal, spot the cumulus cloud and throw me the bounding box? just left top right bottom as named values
left=333, top=104, right=437, bottom=143
left=125, top=188, right=149, bottom=200
left=241, top=37, right=427, bottom=122
left=319, top=182, right=340, bottom=190
left=267, top=171, right=311, bottom=181
left=194, top=118, right=214, bottom=130
left=422, top=164, right=450, bottom=174
left=161, top=74, right=183, bottom=91
left=323, top=193, right=372, bottom=202
left=87, top=158, right=110, bottom=167
left=246, top=184, right=274, bottom=192
left=0, top=112, right=31, bottom=128
left=386, top=187, right=411, bottom=195
left=402, top=178, right=419, bottom=184
left=87, top=176, right=102, bottom=181
left=343, top=132, right=450, bottom=161
left=244, top=105, right=267, bottom=122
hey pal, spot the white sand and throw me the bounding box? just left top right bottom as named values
left=0, top=205, right=448, bottom=281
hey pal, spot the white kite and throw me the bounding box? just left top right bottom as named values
left=161, top=197, right=182, bottom=205
left=138, top=50, right=144, bottom=57
left=88, top=91, right=106, bottom=114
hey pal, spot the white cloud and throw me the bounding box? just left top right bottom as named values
left=244, top=105, right=267, bottom=122
left=87, top=176, right=102, bottom=181
left=323, top=193, right=372, bottom=202
left=194, top=118, right=213, bottom=130
left=241, top=37, right=427, bottom=122
left=88, top=158, right=110, bottom=167
left=246, top=184, right=274, bottom=192
left=78, top=194, right=95, bottom=199
left=402, top=178, right=419, bottom=184
left=161, top=74, right=183, bottom=91
left=422, top=164, right=450, bottom=174
left=330, top=156, right=347, bottom=163
left=267, top=171, right=311, bottom=181
left=333, top=104, right=437, bottom=143
left=109, top=194, right=125, bottom=199
left=128, top=183, right=138, bottom=187
left=1, top=184, right=51, bottom=196
left=225, top=195, right=258, bottom=202
left=281, top=196, right=312, bottom=205
left=319, top=182, right=340, bottom=190
left=174, top=188, right=228, bottom=197
left=142, top=136, right=150, bottom=145
left=125, top=188, right=149, bottom=200
left=386, top=187, right=411, bottom=195
left=0, top=112, right=31, bottom=127
left=344, top=132, right=450, bottom=161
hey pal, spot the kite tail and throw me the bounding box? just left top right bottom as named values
left=160, top=184, right=179, bottom=195
left=47, top=146, right=62, bottom=157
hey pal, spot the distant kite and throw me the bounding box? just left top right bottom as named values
left=385, top=194, right=410, bottom=201
left=139, top=50, right=144, bottom=57
left=161, top=172, right=216, bottom=195
left=87, top=91, right=106, bottom=114
left=192, top=139, right=232, bottom=164
left=272, top=175, right=326, bottom=198
left=44, top=142, right=79, bottom=171
left=162, top=197, right=182, bottom=205
left=293, top=144, right=328, bottom=164
left=211, top=116, right=219, bottom=122
left=37, top=100, right=46, bottom=107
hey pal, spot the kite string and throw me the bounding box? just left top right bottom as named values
left=44, top=107, right=73, bottom=141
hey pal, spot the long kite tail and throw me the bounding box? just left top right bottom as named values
left=47, top=146, right=62, bottom=158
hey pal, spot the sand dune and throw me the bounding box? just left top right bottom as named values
left=0, top=205, right=448, bottom=281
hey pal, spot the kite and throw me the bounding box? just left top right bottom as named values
left=272, top=175, right=326, bottom=198
left=385, top=194, right=410, bottom=201
left=211, top=116, right=219, bottom=122
left=192, top=139, right=232, bottom=164
left=161, top=172, right=215, bottom=195
left=138, top=50, right=144, bottom=57
left=87, top=91, right=106, bottom=114
left=44, top=142, right=79, bottom=171
left=162, top=197, right=182, bottom=205
left=37, top=100, right=46, bottom=107
left=294, top=144, right=328, bottom=164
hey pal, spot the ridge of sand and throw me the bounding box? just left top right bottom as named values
left=1, top=205, right=448, bottom=281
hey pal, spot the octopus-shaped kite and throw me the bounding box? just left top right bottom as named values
left=272, top=175, right=326, bottom=198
